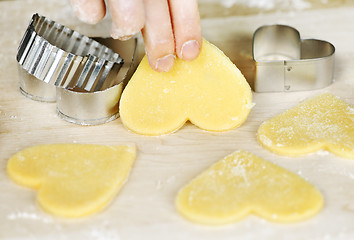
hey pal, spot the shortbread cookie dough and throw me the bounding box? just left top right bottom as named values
left=7, top=144, right=136, bottom=218
left=176, top=151, right=323, bottom=225
left=258, top=93, right=354, bottom=158
left=119, top=39, right=252, bottom=135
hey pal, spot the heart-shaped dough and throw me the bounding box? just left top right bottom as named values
left=258, top=93, right=354, bottom=158
left=7, top=144, right=136, bottom=218
left=119, top=39, right=252, bottom=135
left=176, top=151, right=323, bottom=225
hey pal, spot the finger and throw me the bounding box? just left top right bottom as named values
left=169, top=0, right=202, bottom=61
left=70, top=0, right=106, bottom=24
left=142, top=0, right=175, bottom=72
left=108, top=0, right=145, bottom=40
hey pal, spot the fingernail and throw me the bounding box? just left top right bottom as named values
left=118, top=35, right=133, bottom=41
left=75, top=10, right=99, bottom=24
left=155, top=54, right=176, bottom=72
left=181, top=40, right=200, bottom=60
left=71, top=2, right=102, bottom=24
left=111, top=24, right=137, bottom=40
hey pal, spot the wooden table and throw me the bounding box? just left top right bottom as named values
left=1, top=1, right=353, bottom=239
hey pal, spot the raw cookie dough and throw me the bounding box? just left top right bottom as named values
left=258, top=93, right=354, bottom=158
left=119, top=39, right=252, bottom=136
left=7, top=144, right=136, bottom=218
left=176, top=151, right=323, bottom=225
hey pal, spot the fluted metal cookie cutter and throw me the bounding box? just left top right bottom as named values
left=253, top=24, right=335, bottom=92
left=16, top=14, right=137, bottom=125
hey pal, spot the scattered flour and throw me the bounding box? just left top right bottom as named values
left=8, top=211, right=53, bottom=223
left=246, top=102, right=256, bottom=109
left=259, top=135, right=273, bottom=146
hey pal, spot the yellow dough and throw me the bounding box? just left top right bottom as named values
left=119, top=39, right=252, bottom=135
left=176, top=151, right=323, bottom=225
left=258, top=93, right=354, bottom=158
left=7, top=144, right=136, bottom=218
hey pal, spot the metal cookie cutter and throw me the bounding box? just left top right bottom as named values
left=253, top=24, right=335, bottom=92
left=17, top=14, right=137, bottom=125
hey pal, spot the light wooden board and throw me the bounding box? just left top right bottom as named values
left=0, top=1, right=354, bottom=239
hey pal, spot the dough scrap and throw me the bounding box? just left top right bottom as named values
left=119, top=39, right=252, bottom=135
left=7, top=144, right=136, bottom=218
left=257, top=93, right=354, bottom=158
left=176, top=151, right=323, bottom=225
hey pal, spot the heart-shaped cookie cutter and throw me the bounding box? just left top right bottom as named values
left=253, top=24, right=335, bottom=92
left=17, top=14, right=137, bottom=125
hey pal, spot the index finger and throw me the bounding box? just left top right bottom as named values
left=108, top=0, right=145, bottom=40
left=168, top=0, right=202, bottom=61
left=70, top=0, right=106, bottom=24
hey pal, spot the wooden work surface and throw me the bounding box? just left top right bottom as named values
left=0, top=1, right=354, bottom=239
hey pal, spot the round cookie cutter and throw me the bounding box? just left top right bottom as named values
left=56, top=38, right=137, bottom=125
left=252, top=24, right=335, bottom=92
left=16, top=14, right=137, bottom=125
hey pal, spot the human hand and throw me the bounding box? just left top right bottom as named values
left=70, top=0, right=202, bottom=72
